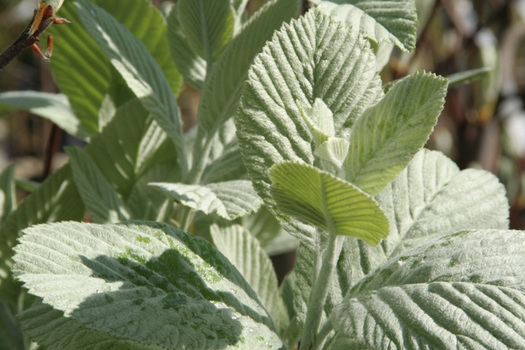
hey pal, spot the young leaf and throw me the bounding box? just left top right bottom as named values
left=315, top=0, right=418, bottom=52
left=13, top=221, right=282, bottom=349
left=0, top=91, right=89, bottom=140
left=331, top=229, right=525, bottom=349
left=76, top=0, right=187, bottom=174
left=270, top=162, right=388, bottom=245
left=150, top=180, right=263, bottom=221
left=236, top=9, right=382, bottom=208
left=67, top=147, right=130, bottom=223
left=178, top=0, right=235, bottom=64
left=345, top=72, right=448, bottom=195
left=210, top=223, right=288, bottom=333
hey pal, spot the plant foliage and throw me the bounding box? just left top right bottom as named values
left=0, top=0, right=522, bottom=349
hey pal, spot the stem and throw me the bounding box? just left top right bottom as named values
left=315, top=319, right=335, bottom=349
left=300, top=233, right=344, bottom=350
left=0, top=9, right=55, bottom=70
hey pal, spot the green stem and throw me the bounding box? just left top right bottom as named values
left=315, top=319, right=335, bottom=349
left=300, top=233, right=344, bottom=350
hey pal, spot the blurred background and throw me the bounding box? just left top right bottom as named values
left=1, top=0, right=525, bottom=228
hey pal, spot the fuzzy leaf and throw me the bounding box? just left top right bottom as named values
left=270, top=162, right=388, bottom=245
left=151, top=180, right=262, bottom=220
left=376, top=149, right=509, bottom=256
left=316, top=0, right=418, bottom=52
left=332, top=229, right=525, bottom=349
left=236, top=9, right=382, bottom=209
left=345, top=72, right=448, bottom=195
left=13, top=222, right=282, bottom=349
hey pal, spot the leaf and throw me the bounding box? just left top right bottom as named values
left=167, top=5, right=207, bottom=90
left=85, top=98, right=177, bottom=199
left=446, top=67, right=492, bottom=88
left=316, top=0, right=418, bottom=52
left=13, top=221, right=282, bottom=349
left=66, top=147, right=129, bottom=223
left=345, top=72, right=448, bottom=195
left=0, top=91, right=89, bottom=140
left=197, top=0, right=300, bottom=136
left=0, top=165, right=15, bottom=224
left=376, top=149, right=509, bottom=256
left=331, top=229, right=525, bottom=349
left=178, top=0, right=234, bottom=63
left=210, top=223, right=288, bottom=333
left=47, top=1, right=108, bottom=135
left=270, top=162, right=388, bottom=245
left=99, top=0, right=182, bottom=96
left=76, top=0, right=187, bottom=173
left=151, top=180, right=263, bottom=220
left=0, top=301, right=24, bottom=350
left=335, top=149, right=509, bottom=302
left=236, top=9, right=382, bottom=208
left=48, top=0, right=182, bottom=136
left=18, top=301, right=161, bottom=350
left=0, top=166, right=84, bottom=291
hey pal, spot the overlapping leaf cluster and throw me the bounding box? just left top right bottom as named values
left=0, top=0, right=523, bottom=349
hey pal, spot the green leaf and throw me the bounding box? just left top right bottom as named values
left=0, top=91, right=89, bottom=140
left=48, top=0, right=182, bottom=136
left=331, top=229, right=525, bottom=349
left=316, top=0, right=418, bottom=52
left=446, top=67, right=492, bottom=88
left=270, top=162, right=388, bottom=245
left=13, top=221, right=282, bottom=349
left=178, top=0, right=235, bottom=63
left=0, top=165, right=15, bottom=224
left=236, top=9, right=382, bottom=208
left=67, top=147, right=129, bottom=223
left=345, top=72, right=448, bottom=195
left=85, top=98, right=178, bottom=200
left=151, top=180, right=263, bottom=220
left=47, top=1, right=108, bottom=135
left=0, top=166, right=84, bottom=290
left=0, top=301, right=24, bottom=350
left=99, top=0, right=182, bottom=96
left=210, top=223, right=288, bottom=333
left=198, top=0, right=300, bottom=136
left=167, top=5, right=207, bottom=90
left=76, top=0, right=187, bottom=174
left=19, top=300, right=161, bottom=350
